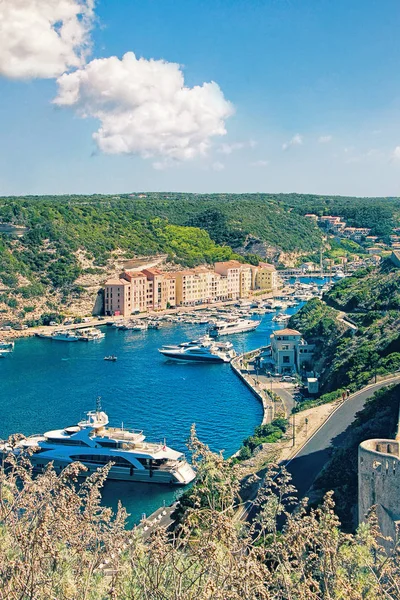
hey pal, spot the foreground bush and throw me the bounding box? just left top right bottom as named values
left=0, top=431, right=399, bottom=599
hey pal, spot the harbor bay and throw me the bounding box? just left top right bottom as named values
left=0, top=293, right=314, bottom=524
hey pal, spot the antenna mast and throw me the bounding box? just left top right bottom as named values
left=96, top=396, right=102, bottom=413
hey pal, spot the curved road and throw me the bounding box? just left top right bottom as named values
left=286, top=376, right=400, bottom=501
left=240, top=376, right=400, bottom=523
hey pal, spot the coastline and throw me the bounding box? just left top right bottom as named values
left=0, top=292, right=277, bottom=341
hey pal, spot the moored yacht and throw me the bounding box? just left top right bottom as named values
left=0, top=402, right=196, bottom=486
left=159, top=341, right=236, bottom=363
left=77, top=328, right=105, bottom=341
left=208, top=318, right=260, bottom=337
left=51, top=330, right=81, bottom=342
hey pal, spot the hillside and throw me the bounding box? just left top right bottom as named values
left=277, top=193, right=400, bottom=238
left=0, top=193, right=323, bottom=322
left=289, top=259, right=400, bottom=393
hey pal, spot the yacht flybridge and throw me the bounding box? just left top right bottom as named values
left=0, top=403, right=196, bottom=486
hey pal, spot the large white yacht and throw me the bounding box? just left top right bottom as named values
left=0, top=402, right=195, bottom=486
left=208, top=318, right=260, bottom=337
left=159, top=339, right=236, bottom=363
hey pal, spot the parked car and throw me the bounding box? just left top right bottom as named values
left=281, top=375, right=296, bottom=382
left=82, top=317, right=92, bottom=323
left=49, top=321, right=57, bottom=326
left=1, top=325, right=11, bottom=331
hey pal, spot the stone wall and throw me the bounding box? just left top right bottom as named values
left=358, top=419, right=400, bottom=548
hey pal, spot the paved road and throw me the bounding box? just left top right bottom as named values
left=286, top=377, right=400, bottom=501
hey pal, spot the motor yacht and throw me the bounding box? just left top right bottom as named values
left=77, top=328, right=105, bottom=341
left=208, top=318, right=260, bottom=337
left=159, top=341, right=236, bottom=363
left=118, top=321, right=148, bottom=331
left=50, top=330, right=81, bottom=342
left=0, top=402, right=195, bottom=486
left=272, top=313, right=291, bottom=323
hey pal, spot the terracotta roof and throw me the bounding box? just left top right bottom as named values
left=258, top=263, right=276, bottom=270
left=214, top=260, right=242, bottom=268
left=124, top=271, right=146, bottom=279
left=104, top=278, right=130, bottom=286
left=142, top=268, right=163, bottom=276
left=273, top=328, right=301, bottom=336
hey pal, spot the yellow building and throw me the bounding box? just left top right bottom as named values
left=255, top=263, right=277, bottom=292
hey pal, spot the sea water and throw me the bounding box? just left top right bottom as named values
left=0, top=281, right=323, bottom=524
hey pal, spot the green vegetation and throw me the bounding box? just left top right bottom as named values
left=312, top=385, right=400, bottom=531
left=0, top=193, right=324, bottom=318
left=280, top=193, right=400, bottom=239
left=2, top=430, right=400, bottom=599
left=289, top=260, right=400, bottom=396
left=293, top=388, right=346, bottom=413
left=237, top=417, right=289, bottom=460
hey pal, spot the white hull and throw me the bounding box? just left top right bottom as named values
left=210, top=321, right=260, bottom=336
left=30, top=456, right=192, bottom=485
left=1, top=407, right=196, bottom=486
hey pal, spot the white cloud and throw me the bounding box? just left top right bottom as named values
left=55, top=52, right=234, bottom=161
left=250, top=159, right=269, bottom=167
left=0, top=0, right=94, bottom=79
left=318, top=135, right=332, bottom=144
left=212, top=161, right=225, bottom=171
left=282, top=133, right=303, bottom=151
left=392, top=147, right=400, bottom=161
left=218, top=139, right=256, bottom=154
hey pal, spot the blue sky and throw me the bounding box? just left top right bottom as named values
left=1, top=0, right=400, bottom=196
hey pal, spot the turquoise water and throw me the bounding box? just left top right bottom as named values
left=0, top=279, right=323, bottom=524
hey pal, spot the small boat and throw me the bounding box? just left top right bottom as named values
left=104, top=355, right=117, bottom=362
left=147, top=322, right=161, bottom=330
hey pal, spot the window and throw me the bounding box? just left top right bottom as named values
left=71, top=454, right=133, bottom=468
left=283, top=356, right=290, bottom=364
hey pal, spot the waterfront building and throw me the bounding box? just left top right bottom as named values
left=121, top=272, right=147, bottom=313
left=104, top=260, right=279, bottom=314
left=270, top=328, right=314, bottom=374
left=255, top=262, right=277, bottom=292
left=141, top=269, right=176, bottom=310
left=214, top=261, right=242, bottom=299
left=104, top=278, right=132, bottom=317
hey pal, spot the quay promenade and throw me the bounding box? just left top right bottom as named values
left=231, top=349, right=290, bottom=424
left=0, top=291, right=280, bottom=341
